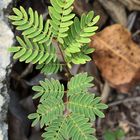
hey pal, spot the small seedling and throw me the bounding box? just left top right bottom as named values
left=104, top=128, right=125, bottom=140
left=8, top=0, right=108, bottom=139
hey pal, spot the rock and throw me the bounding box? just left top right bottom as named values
left=98, top=0, right=127, bottom=26
left=0, top=20, right=13, bottom=80
left=0, top=95, right=4, bottom=112
left=0, top=0, right=12, bottom=10
left=0, top=0, right=14, bottom=140
left=0, top=123, right=8, bottom=140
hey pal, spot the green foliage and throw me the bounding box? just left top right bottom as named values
left=36, top=59, right=62, bottom=74
left=63, top=12, right=99, bottom=64
left=8, top=36, right=62, bottom=74
left=49, top=0, right=75, bottom=44
left=104, top=128, right=125, bottom=140
left=67, top=73, right=94, bottom=96
left=32, top=78, right=64, bottom=101
left=66, top=46, right=95, bottom=64
left=28, top=73, right=108, bottom=139
left=9, top=0, right=99, bottom=66
left=42, top=117, right=68, bottom=140
left=68, top=94, right=107, bottom=120
left=8, top=0, right=108, bottom=139
left=67, top=114, right=97, bottom=140
left=9, top=7, right=53, bottom=44
left=64, top=13, right=99, bottom=54
left=28, top=97, right=65, bottom=128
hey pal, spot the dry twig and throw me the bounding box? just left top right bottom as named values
left=108, top=96, right=140, bottom=107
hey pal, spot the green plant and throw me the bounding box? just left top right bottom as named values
left=104, top=128, right=125, bottom=140
left=8, top=0, right=108, bottom=139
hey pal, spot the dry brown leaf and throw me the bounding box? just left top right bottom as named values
left=93, top=0, right=108, bottom=28
left=73, top=0, right=108, bottom=28
left=118, top=0, right=140, bottom=11
left=98, top=0, right=127, bottom=26
left=90, top=24, right=140, bottom=93
left=73, top=0, right=91, bottom=16
left=119, top=121, right=130, bottom=134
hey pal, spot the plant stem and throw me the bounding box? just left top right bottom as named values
left=57, top=43, right=73, bottom=117
left=57, top=43, right=72, bottom=79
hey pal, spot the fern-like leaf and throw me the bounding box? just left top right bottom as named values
left=49, top=0, right=75, bottom=44
left=67, top=73, right=94, bottom=96
left=68, top=94, right=107, bottom=120
left=29, top=97, right=65, bottom=128
left=67, top=114, right=97, bottom=140
left=66, top=46, right=95, bottom=64
left=32, top=78, right=64, bottom=101
left=8, top=36, right=56, bottom=64
left=66, top=52, right=91, bottom=64
left=28, top=73, right=108, bottom=140
left=42, top=117, right=68, bottom=140
left=63, top=11, right=99, bottom=56
left=28, top=112, right=40, bottom=127
left=36, top=59, right=62, bottom=74
left=9, top=7, right=53, bottom=44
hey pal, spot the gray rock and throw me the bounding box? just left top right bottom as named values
left=0, top=123, right=8, bottom=140
left=0, top=0, right=12, bottom=10
left=0, top=0, right=14, bottom=140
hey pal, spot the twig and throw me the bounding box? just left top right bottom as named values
left=57, top=43, right=73, bottom=116
left=108, top=96, right=140, bottom=107
left=101, top=81, right=111, bottom=103
left=127, top=121, right=140, bottom=129
left=132, top=30, right=140, bottom=38
left=127, top=12, right=137, bottom=31
left=125, top=136, right=140, bottom=140
left=20, top=63, right=33, bottom=78
left=97, top=81, right=111, bottom=129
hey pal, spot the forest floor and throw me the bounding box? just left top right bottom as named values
left=8, top=0, right=140, bottom=140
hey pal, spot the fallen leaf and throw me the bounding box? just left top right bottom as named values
left=92, top=0, right=108, bottom=28
left=73, top=0, right=91, bottom=15
left=118, top=0, right=140, bottom=11
left=119, top=121, right=130, bottom=134
left=98, top=0, right=127, bottom=26
left=73, top=0, right=108, bottom=28
left=90, top=24, right=140, bottom=93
